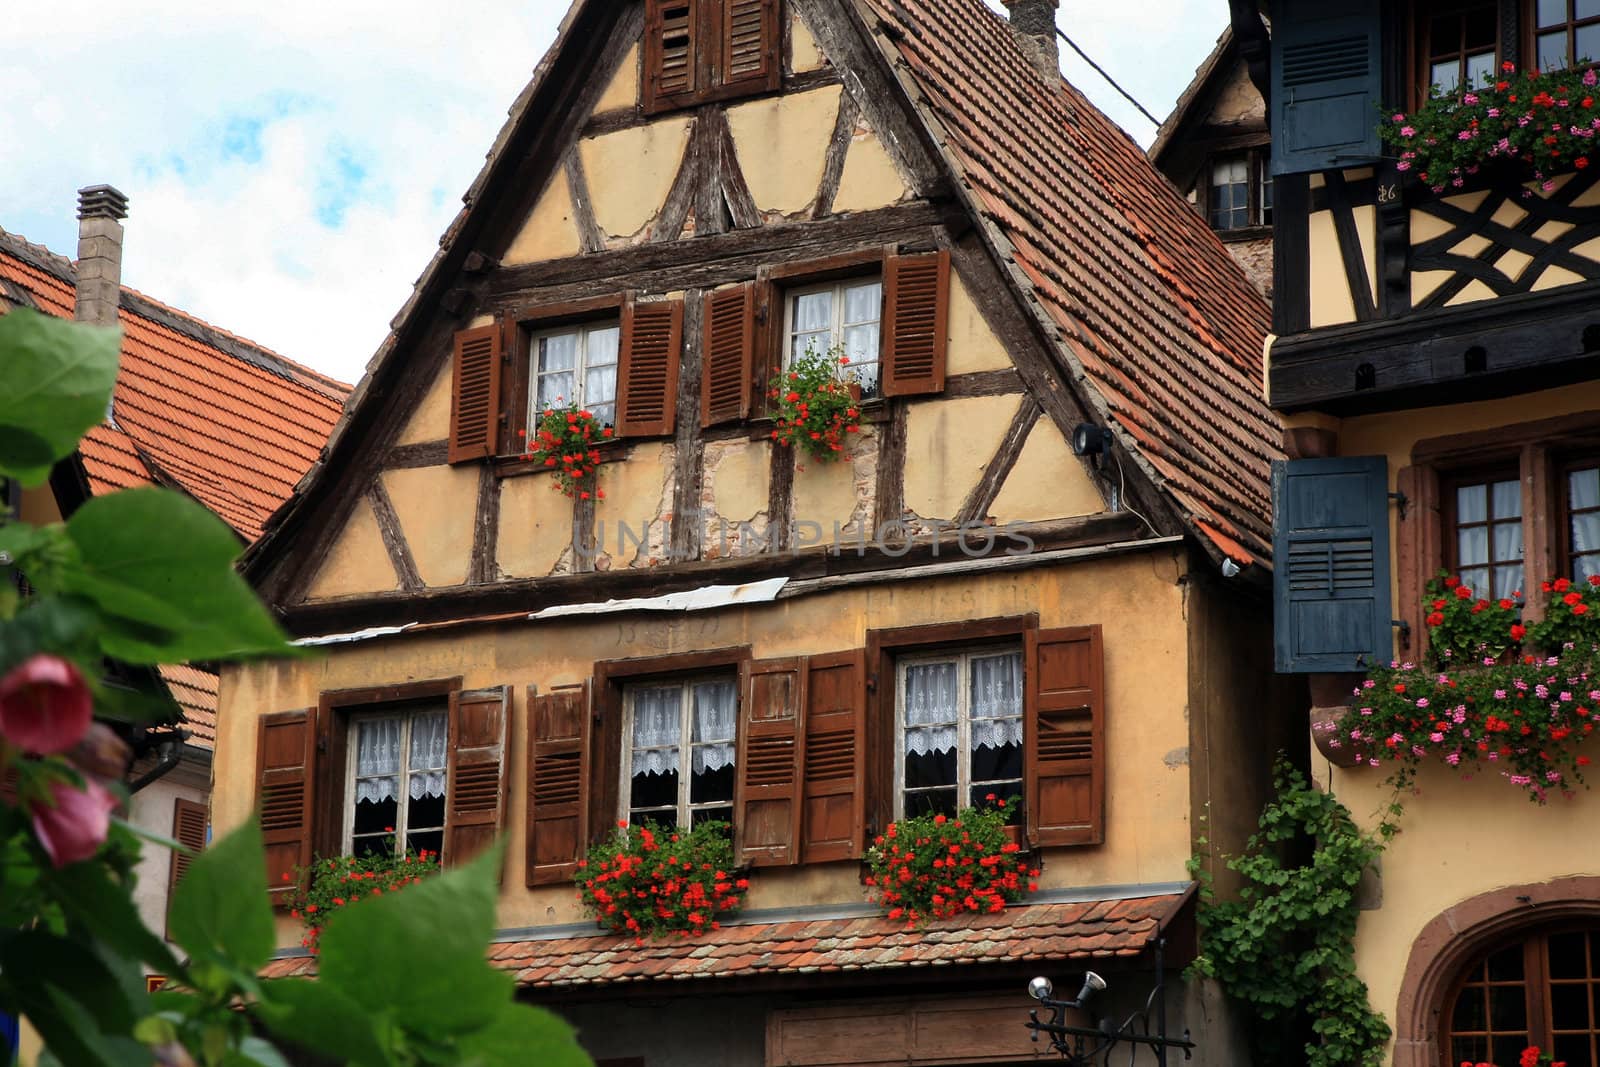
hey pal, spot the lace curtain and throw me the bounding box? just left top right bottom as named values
left=355, top=712, right=448, bottom=804
left=631, top=682, right=738, bottom=776
left=690, top=680, right=737, bottom=774
left=408, top=711, right=448, bottom=800
left=903, top=653, right=1023, bottom=756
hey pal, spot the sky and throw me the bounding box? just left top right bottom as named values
left=1, top=1, right=1226, bottom=385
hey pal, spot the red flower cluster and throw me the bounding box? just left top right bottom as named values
left=1459, top=1046, right=1568, bottom=1067
left=864, top=796, right=1038, bottom=928
left=767, top=347, right=862, bottom=464
left=520, top=404, right=613, bottom=499
left=576, top=819, right=746, bottom=942
left=290, top=836, right=439, bottom=952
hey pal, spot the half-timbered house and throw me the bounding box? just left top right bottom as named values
left=235, top=1, right=1295, bottom=1062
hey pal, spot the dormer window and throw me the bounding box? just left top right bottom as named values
left=643, top=0, right=781, bottom=115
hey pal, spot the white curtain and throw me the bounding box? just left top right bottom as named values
left=690, top=681, right=737, bottom=774
left=408, top=711, right=448, bottom=800
left=970, top=653, right=1024, bottom=750
left=632, top=686, right=682, bottom=776
left=904, top=661, right=960, bottom=756
left=355, top=718, right=401, bottom=804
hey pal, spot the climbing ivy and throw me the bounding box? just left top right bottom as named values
left=1189, top=757, right=1400, bottom=1067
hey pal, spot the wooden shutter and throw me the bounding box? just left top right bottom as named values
left=716, top=0, right=781, bottom=94
left=444, top=686, right=511, bottom=870
left=527, top=684, right=591, bottom=886
left=1024, top=627, right=1104, bottom=848
left=1270, top=0, right=1382, bottom=175
left=734, top=658, right=803, bottom=866
left=166, top=798, right=208, bottom=938
left=644, top=0, right=701, bottom=113
left=616, top=297, right=683, bottom=437
left=1272, top=456, right=1394, bottom=672
left=702, top=284, right=754, bottom=427
left=448, top=322, right=504, bottom=464
left=257, top=709, right=316, bottom=902
left=881, top=251, right=950, bottom=397
left=799, top=651, right=866, bottom=863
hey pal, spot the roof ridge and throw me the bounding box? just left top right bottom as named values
left=0, top=228, right=76, bottom=280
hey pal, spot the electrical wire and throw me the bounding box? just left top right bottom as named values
left=1055, top=28, right=1163, bottom=128
left=1112, top=450, right=1160, bottom=538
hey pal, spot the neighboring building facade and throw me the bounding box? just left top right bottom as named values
left=1244, top=1, right=1600, bottom=1064
left=1149, top=23, right=1275, bottom=298
left=230, top=1, right=1297, bottom=1063
left=0, top=190, right=348, bottom=944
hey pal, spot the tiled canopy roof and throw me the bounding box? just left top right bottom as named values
left=260, top=893, right=1185, bottom=988
left=0, top=229, right=349, bottom=743
left=863, top=0, right=1281, bottom=565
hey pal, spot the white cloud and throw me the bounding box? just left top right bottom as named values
left=3, top=0, right=1221, bottom=385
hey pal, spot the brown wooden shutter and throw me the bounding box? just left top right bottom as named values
left=702, top=284, right=754, bottom=427
left=644, top=0, right=701, bottom=113
left=881, top=251, right=951, bottom=397
left=257, top=709, right=316, bottom=902
left=734, top=658, right=803, bottom=866
left=1024, top=626, right=1105, bottom=847
left=616, top=296, right=683, bottom=437
left=448, top=322, right=504, bottom=464
left=800, top=651, right=866, bottom=863
left=444, top=686, right=511, bottom=871
left=717, top=0, right=781, bottom=93
left=166, top=798, right=208, bottom=938
left=527, top=684, right=591, bottom=886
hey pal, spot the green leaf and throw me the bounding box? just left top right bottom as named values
left=224, top=1037, right=294, bottom=1067
left=48, top=861, right=185, bottom=976
left=169, top=817, right=276, bottom=977
left=0, top=308, right=121, bottom=486
left=60, top=488, right=296, bottom=663
left=453, top=1002, right=588, bottom=1067
left=256, top=978, right=392, bottom=1067
left=0, top=931, right=151, bottom=1066
left=316, top=844, right=512, bottom=1039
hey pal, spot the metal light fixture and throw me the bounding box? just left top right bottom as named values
left=1071, top=423, right=1111, bottom=462
left=1023, top=938, right=1194, bottom=1065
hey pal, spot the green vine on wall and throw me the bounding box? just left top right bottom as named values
left=1190, top=758, right=1400, bottom=1067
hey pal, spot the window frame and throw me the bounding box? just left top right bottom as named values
left=781, top=274, right=886, bottom=399
left=1413, top=0, right=1502, bottom=102
left=1202, top=147, right=1273, bottom=236
left=526, top=318, right=622, bottom=432
left=1558, top=454, right=1600, bottom=580
left=1441, top=463, right=1527, bottom=601
left=618, top=671, right=740, bottom=830
left=341, top=702, right=450, bottom=859
left=501, top=295, right=626, bottom=458
left=1529, top=0, right=1600, bottom=73
left=1440, top=925, right=1600, bottom=1066
left=891, top=643, right=1025, bottom=822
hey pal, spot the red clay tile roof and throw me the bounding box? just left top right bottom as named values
left=259, top=893, right=1183, bottom=988
left=862, top=0, right=1281, bottom=565
left=0, top=228, right=349, bottom=739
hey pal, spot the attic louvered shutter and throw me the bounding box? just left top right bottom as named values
left=444, top=686, right=510, bottom=871
left=800, top=651, right=866, bottom=863
left=616, top=297, right=683, bottom=437
left=645, top=0, right=701, bottom=113
left=1270, top=0, right=1382, bottom=175
left=166, top=798, right=208, bottom=938
left=256, top=709, right=316, bottom=902
left=1024, top=626, right=1105, bottom=848
left=702, top=284, right=754, bottom=427
left=881, top=251, right=950, bottom=397
left=527, top=684, right=591, bottom=886
left=718, top=0, right=780, bottom=93
left=448, top=322, right=504, bottom=464
left=734, top=658, right=803, bottom=866
left=1273, top=456, right=1393, bottom=672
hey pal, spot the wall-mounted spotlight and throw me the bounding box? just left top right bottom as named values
left=1071, top=423, right=1111, bottom=463
left=1024, top=939, right=1194, bottom=1064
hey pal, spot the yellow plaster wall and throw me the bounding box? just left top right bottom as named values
left=303, top=496, right=399, bottom=601
left=726, top=84, right=844, bottom=216
left=594, top=441, right=675, bottom=569
left=497, top=473, right=572, bottom=579
left=595, top=44, right=639, bottom=113
left=830, top=127, right=907, bottom=213
left=701, top=439, right=772, bottom=558
left=579, top=116, right=694, bottom=239
left=903, top=394, right=1020, bottom=520
left=1309, top=208, right=1358, bottom=328
left=503, top=166, right=581, bottom=266
left=988, top=423, right=1104, bottom=523
left=790, top=426, right=877, bottom=536
left=381, top=465, right=481, bottom=588
left=395, top=363, right=453, bottom=445
left=946, top=273, right=1013, bottom=375
left=790, top=12, right=827, bottom=72
left=217, top=548, right=1197, bottom=940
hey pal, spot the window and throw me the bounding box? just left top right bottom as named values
left=1446, top=471, right=1525, bottom=600
left=1564, top=460, right=1600, bottom=580
left=622, top=676, right=738, bottom=829
left=784, top=277, right=884, bottom=398
left=1205, top=150, right=1271, bottom=233
left=1420, top=0, right=1499, bottom=95
left=1443, top=927, right=1600, bottom=1066
left=643, top=0, right=781, bottom=115
left=530, top=320, right=620, bottom=428
left=344, top=704, right=448, bottom=858
left=895, top=646, right=1024, bottom=820
left=1533, top=0, right=1600, bottom=72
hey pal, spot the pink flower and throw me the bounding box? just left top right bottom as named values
left=1400, top=125, right=1417, bottom=137
left=30, top=778, right=117, bottom=868
left=0, top=655, right=92, bottom=755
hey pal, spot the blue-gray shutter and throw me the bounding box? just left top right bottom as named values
left=1273, top=456, right=1392, bottom=673
left=1270, top=0, right=1383, bottom=175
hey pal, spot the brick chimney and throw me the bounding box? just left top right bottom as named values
left=1001, top=0, right=1061, bottom=80
left=74, top=184, right=128, bottom=328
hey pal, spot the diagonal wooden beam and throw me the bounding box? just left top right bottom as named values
left=813, top=88, right=860, bottom=219
left=367, top=478, right=424, bottom=592
left=563, top=150, right=606, bottom=254
left=654, top=114, right=705, bottom=243
left=710, top=107, right=762, bottom=230
left=956, top=396, right=1041, bottom=525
